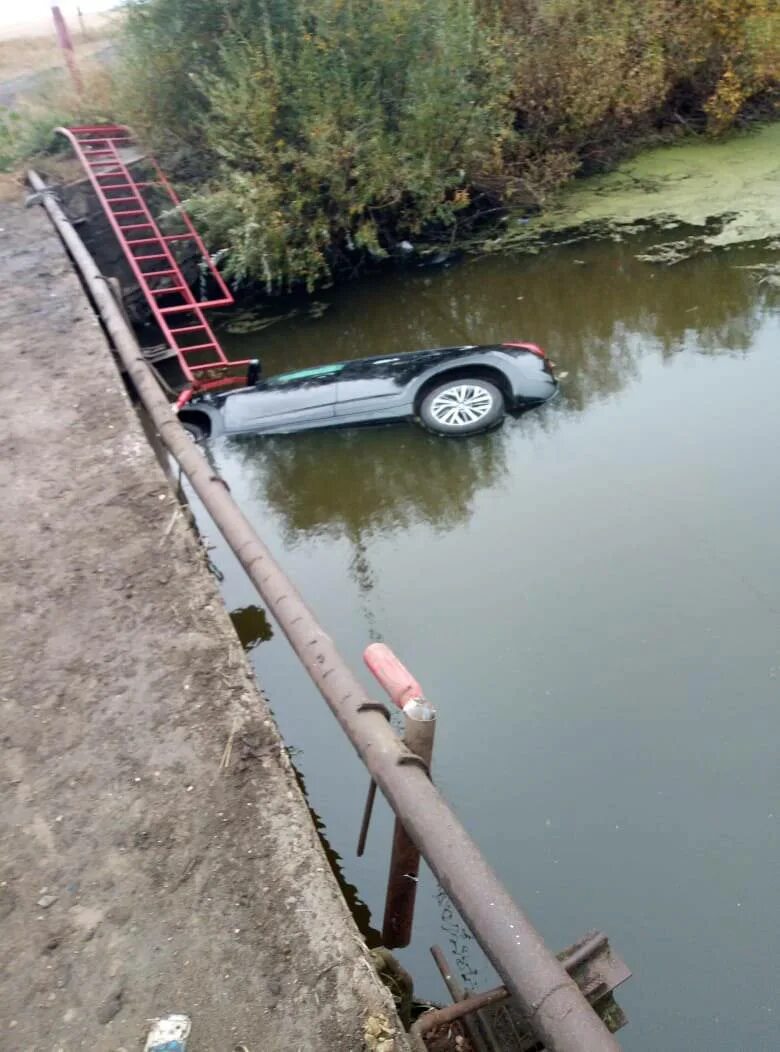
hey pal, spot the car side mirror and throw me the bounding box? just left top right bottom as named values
left=246, top=359, right=262, bottom=386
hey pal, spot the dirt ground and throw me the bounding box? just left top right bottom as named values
left=0, top=200, right=407, bottom=1051
left=0, top=11, right=117, bottom=108
left=0, top=10, right=116, bottom=72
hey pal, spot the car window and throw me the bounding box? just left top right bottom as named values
left=266, top=363, right=344, bottom=386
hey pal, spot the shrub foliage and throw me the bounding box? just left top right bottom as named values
left=114, top=0, right=778, bottom=289
left=118, top=0, right=512, bottom=290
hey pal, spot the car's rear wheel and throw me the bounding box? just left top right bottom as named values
left=179, top=418, right=207, bottom=443
left=419, top=378, right=504, bottom=436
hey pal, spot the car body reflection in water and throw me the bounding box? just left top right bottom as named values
left=193, top=232, right=780, bottom=1052
left=235, top=425, right=510, bottom=542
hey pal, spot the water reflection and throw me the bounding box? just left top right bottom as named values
left=231, top=425, right=508, bottom=543
left=206, top=234, right=779, bottom=1049
left=290, top=760, right=382, bottom=949
left=230, top=604, right=274, bottom=650
left=220, top=239, right=772, bottom=549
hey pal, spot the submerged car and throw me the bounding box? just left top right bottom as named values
left=178, top=342, right=557, bottom=440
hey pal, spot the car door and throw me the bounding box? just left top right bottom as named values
left=222, top=370, right=339, bottom=434
left=335, top=357, right=417, bottom=423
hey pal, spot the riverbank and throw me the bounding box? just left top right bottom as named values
left=0, top=200, right=407, bottom=1051
left=54, top=0, right=775, bottom=292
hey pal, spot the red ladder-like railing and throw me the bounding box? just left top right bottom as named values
left=59, top=124, right=251, bottom=404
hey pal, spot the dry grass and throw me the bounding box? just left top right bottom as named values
left=0, top=171, right=25, bottom=201
left=0, top=55, right=118, bottom=180
left=0, top=11, right=120, bottom=82
left=1, top=151, right=93, bottom=198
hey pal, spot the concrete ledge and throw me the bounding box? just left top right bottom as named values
left=0, top=202, right=408, bottom=1051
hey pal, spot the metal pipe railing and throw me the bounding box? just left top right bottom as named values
left=29, top=169, right=621, bottom=1052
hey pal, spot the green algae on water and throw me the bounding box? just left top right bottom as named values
left=493, top=123, right=780, bottom=258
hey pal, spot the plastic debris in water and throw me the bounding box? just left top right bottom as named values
left=144, top=1014, right=191, bottom=1052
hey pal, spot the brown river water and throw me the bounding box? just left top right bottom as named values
left=187, top=225, right=779, bottom=1049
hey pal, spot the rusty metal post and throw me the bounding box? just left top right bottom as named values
left=417, top=933, right=614, bottom=1038
left=30, top=170, right=623, bottom=1052
left=383, top=695, right=436, bottom=947
left=51, top=6, right=82, bottom=95
left=364, top=643, right=436, bottom=947
left=428, top=944, right=493, bottom=1052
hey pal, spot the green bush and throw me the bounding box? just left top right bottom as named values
left=497, top=0, right=778, bottom=158
left=114, top=0, right=777, bottom=290
left=0, top=106, right=75, bottom=172
left=118, top=0, right=513, bottom=290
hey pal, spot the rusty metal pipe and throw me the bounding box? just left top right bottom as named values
left=51, top=6, right=82, bottom=94
left=29, top=171, right=621, bottom=1052
left=382, top=695, right=436, bottom=947
left=366, top=645, right=437, bottom=947
left=414, top=985, right=509, bottom=1036
left=414, top=932, right=611, bottom=1038
left=428, top=944, right=493, bottom=1052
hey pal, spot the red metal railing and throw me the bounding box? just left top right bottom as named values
left=59, top=124, right=251, bottom=401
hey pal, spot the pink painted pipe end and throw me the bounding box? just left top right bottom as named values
left=364, top=643, right=425, bottom=710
